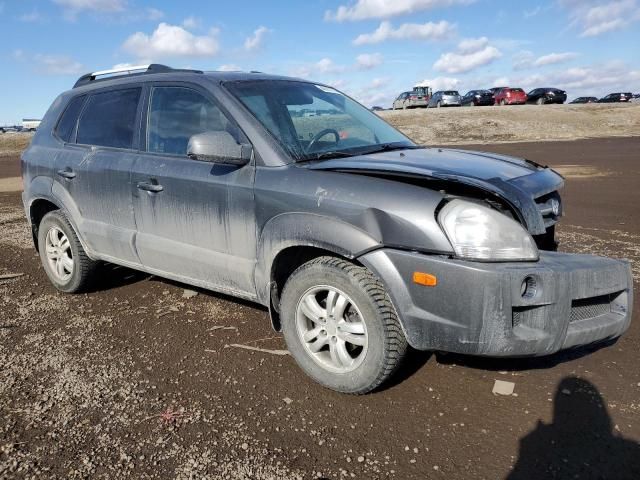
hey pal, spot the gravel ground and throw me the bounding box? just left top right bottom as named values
left=380, top=103, right=640, bottom=145
left=1, top=137, right=639, bottom=479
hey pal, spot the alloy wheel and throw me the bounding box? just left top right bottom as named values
left=295, top=286, right=368, bottom=373
left=44, top=227, right=74, bottom=282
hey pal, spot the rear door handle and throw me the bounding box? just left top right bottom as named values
left=57, top=169, right=76, bottom=179
left=136, top=181, right=164, bottom=193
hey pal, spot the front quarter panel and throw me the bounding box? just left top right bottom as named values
left=253, top=164, right=453, bottom=302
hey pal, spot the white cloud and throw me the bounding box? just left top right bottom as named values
left=123, top=23, right=219, bottom=59
left=182, top=16, right=200, bottom=29
left=347, top=77, right=396, bottom=107
left=523, top=6, right=541, bottom=18
left=355, top=53, right=383, bottom=70
left=514, top=51, right=578, bottom=70
left=218, top=64, right=242, bottom=71
left=34, top=54, right=84, bottom=75
left=353, top=20, right=455, bottom=45
left=504, top=60, right=640, bottom=98
left=53, top=0, right=126, bottom=13
left=433, top=37, right=501, bottom=74
left=291, top=58, right=349, bottom=79
left=244, top=26, right=271, bottom=52
left=416, top=76, right=461, bottom=91
left=325, top=0, right=474, bottom=22
left=145, top=7, right=163, bottom=21
left=560, top=0, right=640, bottom=37
left=535, top=52, right=578, bottom=66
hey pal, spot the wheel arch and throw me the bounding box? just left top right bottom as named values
left=255, top=213, right=381, bottom=331
left=29, top=197, right=62, bottom=252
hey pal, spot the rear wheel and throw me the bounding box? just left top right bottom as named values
left=280, top=256, right=408, bottom=394
left=436, top=101, right=442, bottom=108
left=537, top=97, right=545, bottom=105
left=38, top=211, right=98, bottom=293
left=500, top=99, right=506, bottom=106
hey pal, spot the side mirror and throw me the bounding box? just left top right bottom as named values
left=187, top=131, right=252, bottom=166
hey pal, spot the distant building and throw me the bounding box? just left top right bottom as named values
left=22, top=118, right=41, bottom=131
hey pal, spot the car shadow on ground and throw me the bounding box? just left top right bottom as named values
left=432, top=339, right=619, bottom=372
left=88, top=263, right=151, bottom=292
left=506, top=376, right=640, bottom=479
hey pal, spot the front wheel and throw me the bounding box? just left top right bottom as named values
left=537, top=97, right=545, bottom=105
left=280, top=257, right=408, bottom=394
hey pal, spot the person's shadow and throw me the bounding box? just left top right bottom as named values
left=507, top=377, right=640, bottom=479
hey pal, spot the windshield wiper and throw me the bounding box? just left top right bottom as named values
left=358, top=143, right=425, bottom=155
left=296, top=150, right=358, bottom=162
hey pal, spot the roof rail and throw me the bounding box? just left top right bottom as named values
left=73, top=64, right=203, bottom=89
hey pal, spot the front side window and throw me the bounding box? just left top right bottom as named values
left=226, top=80, right=414, bottom=161
left=147, top=87, right=235, bottom=155
left=77, top=88, right=141, bottom=149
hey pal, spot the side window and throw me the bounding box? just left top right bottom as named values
left=55, top=95, right=86, bottom=143
left=147, top=86, right=235, bottom=155
left=77, top=88, right=141, bottom=149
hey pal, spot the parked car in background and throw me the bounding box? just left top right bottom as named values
left=493, top=87, right=527, bottom=106
left=23, top=64, right=633, bottom=393
left=569, top=97, right=598, bottom=104
left=526, top=88, right=567, bottom=105
left=427, top=90, right=462, bottom=108
left=598, top=93, right=633, bottom=103
left=392, top=91, right=428, bottom=110
left=460, top=90, right=494, bottom=106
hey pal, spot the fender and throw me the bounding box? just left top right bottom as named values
left=254, top=212, right=381, bottom=305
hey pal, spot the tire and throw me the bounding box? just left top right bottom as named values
left=402, top=103, right=407, bottom=110
left=37, top=210, right=98, bottom=293
left=280, top=256, right=408, bottom=394
left=537, top=97, right=545, bottom=105
left=500, top=99, right=506, bottom=106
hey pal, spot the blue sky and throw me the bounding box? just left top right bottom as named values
left=1, top=0, right=639, bottom=123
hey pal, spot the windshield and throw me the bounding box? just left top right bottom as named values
left=443, top=91, right=460, bottom=96
left=225, top=80, right=415, bottom=161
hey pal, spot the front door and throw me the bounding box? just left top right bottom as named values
left=131, top=84, right=257, bottom=297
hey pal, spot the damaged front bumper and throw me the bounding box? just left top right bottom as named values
left=359, top=249, right=633, bottom=356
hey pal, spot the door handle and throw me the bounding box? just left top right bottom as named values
left=57, top=169, right=76, bottom=179
left=136, top=181, right=164, bottom=193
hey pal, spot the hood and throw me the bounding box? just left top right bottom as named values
left=307, top=147, right=542, bottom=182
left=306, top=147, right=565, bottom=235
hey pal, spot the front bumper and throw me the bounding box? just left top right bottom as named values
left=359, top=249, right=633, bottom=356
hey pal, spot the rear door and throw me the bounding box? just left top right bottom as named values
left=131, top=83, right=257, bottom=297
left=52, top=86, right=142, bottom=263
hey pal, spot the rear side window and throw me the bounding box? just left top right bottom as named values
left=77, top=88, right=141, bottom=149
left=55, top=95, right=86, bottom=143
left=147, top=86, right=235, bottom=156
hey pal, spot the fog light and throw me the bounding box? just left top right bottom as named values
left=521, top=276, right=538, bottom=299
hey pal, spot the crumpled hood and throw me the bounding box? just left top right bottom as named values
left=306, top=147, right=542, bottom=182
left=307, top=147, right=565, bottom=235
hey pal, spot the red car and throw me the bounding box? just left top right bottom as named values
left=493, top=87, right=527, bottom=106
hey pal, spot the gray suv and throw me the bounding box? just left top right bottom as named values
left=22, top=64, right=633, bottom=394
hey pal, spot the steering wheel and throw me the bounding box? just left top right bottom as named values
left=305, top=128, right=340, bottom=154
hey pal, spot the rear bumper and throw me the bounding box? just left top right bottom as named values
left=359, top=249, right=633, bottom=356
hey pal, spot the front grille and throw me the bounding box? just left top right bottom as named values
left=534, top=191, right=562, bottom=228
left=570, top=294, right=614, bottom=322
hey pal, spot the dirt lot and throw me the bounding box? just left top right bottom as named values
left=1, top=133, right=639, bottom=478
left=380, top=103, right=640, bottom=145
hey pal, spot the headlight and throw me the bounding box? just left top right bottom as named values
left=438, top=199, right=538, bottom=261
